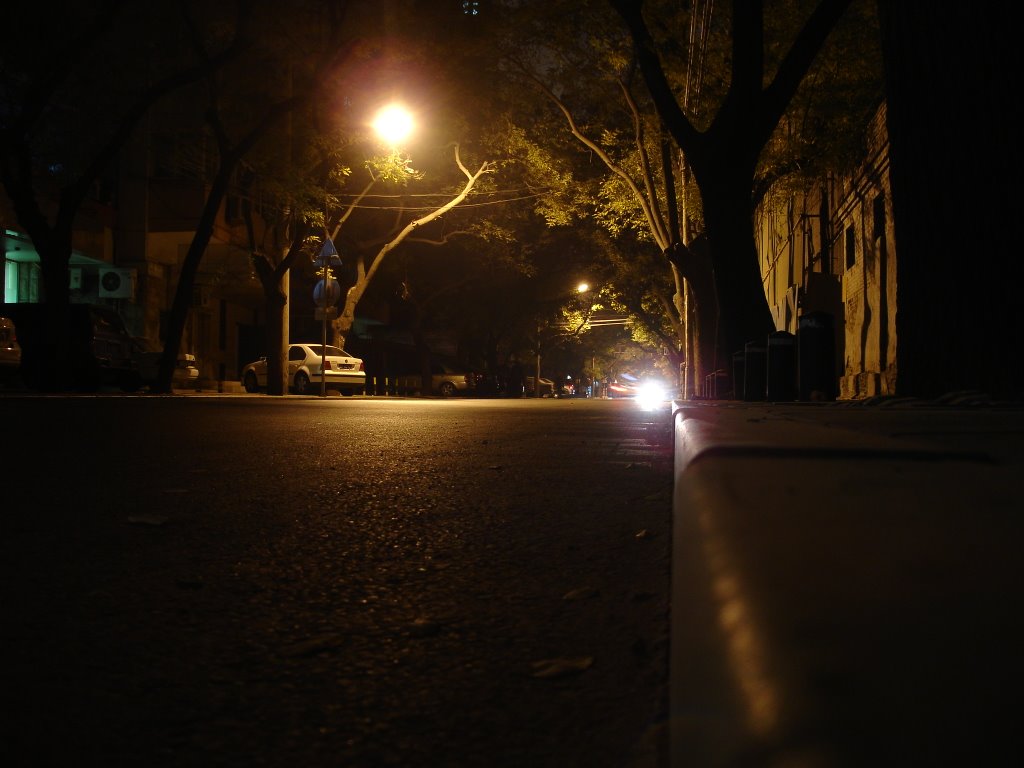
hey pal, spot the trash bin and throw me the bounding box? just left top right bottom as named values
left=731, top=350, right=745, bottom=400
left=766, top=331, right=797, bottom=401
left=743, top=340, right=767, bottom=401
left=798, top=312, right=836, bottom=401
left=704, top=368, right=730, bottom=399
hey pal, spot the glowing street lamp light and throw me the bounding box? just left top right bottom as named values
left=372, top=104, right=414, bottom=146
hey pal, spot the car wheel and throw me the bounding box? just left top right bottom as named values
left=76, top=358, right=102, bottom=392
left=119, top=371, right=142, bottom=393
left=243, top=371, right=259, bottom=393
left=18, top=349, right=45, bottom=391
left=293, top=371, right=311, bottom=394
left=439, top=381, right=456, bottom=398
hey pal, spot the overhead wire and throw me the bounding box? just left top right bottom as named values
left=329, top=191, right=552, bottom=211
left=332, top=187, right=554, bottom=200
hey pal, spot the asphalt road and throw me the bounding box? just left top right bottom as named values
left=1, top=395, right=673, bottom=768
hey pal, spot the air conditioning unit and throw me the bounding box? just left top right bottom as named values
left=98, top=268, right=135, bottom=299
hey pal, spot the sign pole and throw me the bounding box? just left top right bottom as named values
left=314, top=237, right=341, bottom=399
left=320, top=284, right=328, bottom=398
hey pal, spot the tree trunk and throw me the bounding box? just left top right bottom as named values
left=264, top=271, right=289, bottom=396
left=154, top=171, right=229, bottom=394
left=675, top=235, right=720, bottom=396
left=331, top=287, right=359, bottom=351
left=33, top=234, right=75, bottom=391
left=698, top=181, right=774, bottom=372
left=878, top=0, right=1023, bottom=399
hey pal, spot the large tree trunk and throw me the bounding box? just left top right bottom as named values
left=676, top=235, right=720, bottom=396
left=22, top=238, right=75, bottom=391
left=3, top=187, right=77, bottom=389
left=878, top=0, right=1023, bottom=399
left=154, top=168, right=230, bottom=394
left=689, top=277, right=720, bottom=398
left=263, top=273, right=289, bottom=396
left=698, top=181, right=775, bottom=373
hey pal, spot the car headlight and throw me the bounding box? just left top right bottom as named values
left=635, top=381, right=669, bottom=409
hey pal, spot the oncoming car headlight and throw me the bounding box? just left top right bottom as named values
left=635, top=380, right=670, bottom=410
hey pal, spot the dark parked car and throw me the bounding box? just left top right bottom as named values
left=0, top=303, right=140, bottom=391
left=133, top=339, right=199, bottom=390
left=395, top=359, right=476, bottom=398
left=524, top=376, right=556, bottom=397
left=1, top=315, right=20, bottom=373
left=606, top=381, right=636, bottom=398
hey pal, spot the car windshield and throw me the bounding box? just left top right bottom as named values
left=307, top=345, right=349, bottom=357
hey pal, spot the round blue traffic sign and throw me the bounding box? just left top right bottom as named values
left=314, top=279, right=341, bottom=308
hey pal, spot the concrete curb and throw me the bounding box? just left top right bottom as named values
left=669, top=402, right=1022, bottom=766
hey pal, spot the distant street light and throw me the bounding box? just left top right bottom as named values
left=372, top=104, right=415, bottom=146
left=535, top=282, right=592, bottom=397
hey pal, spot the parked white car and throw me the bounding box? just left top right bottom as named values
left=241, top=343, right=365, bottom=395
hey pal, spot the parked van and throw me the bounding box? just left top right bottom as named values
left=0, top=303, right=140, bottom=391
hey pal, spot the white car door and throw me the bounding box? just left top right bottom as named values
left=287, top=345, right=305, bottom=378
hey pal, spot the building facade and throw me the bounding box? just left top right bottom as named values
left=755, top=103, right=897, bottom=400
left=1, top=123, right=271, bottom=391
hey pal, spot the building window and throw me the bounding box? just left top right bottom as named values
left=872, top=193, right=886, bottom=241
left=4, top=260, right=18, bottom=303
left=4, top=260, right=42, bottom=303
left=844, top=225, right=856, bottom=271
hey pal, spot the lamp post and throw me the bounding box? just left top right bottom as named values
left=310, top=105, right=415, bottom=399
left=535, top=320, right=542, bottom=398
left=368, top=103, right=415, bottom=397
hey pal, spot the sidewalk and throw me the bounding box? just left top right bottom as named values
left=669, top=398, right=1024, bottom=766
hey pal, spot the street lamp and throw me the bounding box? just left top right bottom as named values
left=372, top=103, right=415, bottom=147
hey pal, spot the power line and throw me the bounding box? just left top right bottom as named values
left=336, top=192, right=551, bottom=211
left=334, top=187, right=553, bottom=200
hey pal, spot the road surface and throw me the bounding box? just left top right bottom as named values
left=1, top=395, right=673, bottom=767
